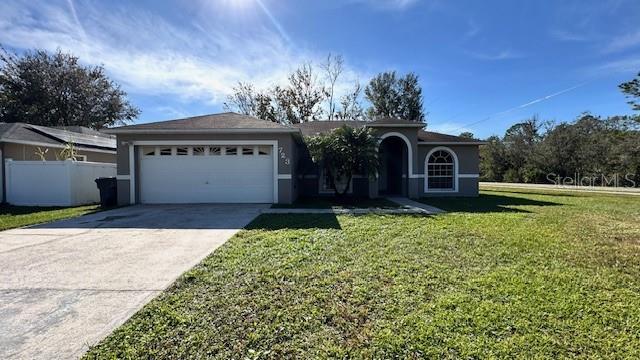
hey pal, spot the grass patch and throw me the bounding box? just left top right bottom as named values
left=272, top=196, right=399, bottom=209
left=0, top=204, right=101, bottom=231
left=85, top=190, right=640, bottom=358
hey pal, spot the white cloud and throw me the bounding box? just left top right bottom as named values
left=465, top=49, right=524, bottom=61
left=0, top=0, right=366, bottom=107
left=549, top=29, right=590, bottom=42
left=592, top=57, right=640, bottom=74
left=601, top=30, right=640, bottom=54
left=350, top=0, right=421, bottom=10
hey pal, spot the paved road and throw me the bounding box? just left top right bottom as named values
left=0, top=204, right=267, bottom=359
left=481, top=182, right=640, bottom=196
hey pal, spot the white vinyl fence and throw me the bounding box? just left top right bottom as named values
left=5, top=160, right=116, bottom=206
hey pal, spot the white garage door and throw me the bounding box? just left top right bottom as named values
left=139, top=145, right=274, bottom=204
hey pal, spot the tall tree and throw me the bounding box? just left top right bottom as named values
left=223, top=82, right=278, bottom=123
left=364, top=71, right=400, bottom=119
left=225, top=63, right=326, bottom=124
left=398, top=73, right=425, bottom=122
left=320, top=54, right=344, bottom=121
left=0, top=47, right=139, bottom=129
left=364, top=71, right=425, bottom=122
left=619, top=72, right=640, bottom=113
left=335, top=81, right=364, bottom=121
left=285, top=62, right=327, bottom=123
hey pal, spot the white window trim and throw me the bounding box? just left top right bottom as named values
left=424, top=146, right=459, bottom=193
left=131, top=140, right=280, bottom=203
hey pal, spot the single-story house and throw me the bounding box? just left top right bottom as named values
left=0, top=123, right=117, bottom=204
left=0, top=123, right=116, bottom=162
left=106, top=112, right=482, bottom=205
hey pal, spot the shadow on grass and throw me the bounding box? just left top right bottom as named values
left=271, top=197, right=398, bottom=209
left=245, top=213, right=342, bottom=230
left=420, top=194, right=561, bottom=213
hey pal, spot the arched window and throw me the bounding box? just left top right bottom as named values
left=427, top=150, right=455, bottom=190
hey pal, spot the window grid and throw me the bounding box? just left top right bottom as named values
left=427, top=150, right=455, bottom=190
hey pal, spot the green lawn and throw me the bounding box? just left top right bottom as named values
left=0, top=204, right=100, bottom=230
left=84, top=189, right=640, bottom=359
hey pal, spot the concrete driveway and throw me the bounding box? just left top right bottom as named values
left=0, top=204, right=267, bottom=359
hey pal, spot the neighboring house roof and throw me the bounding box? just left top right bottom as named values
left=0, top=123, right=116, bottom=152
left=105, top=112, right=298, bottom=133
left=292, top=120, right=483, bottom=144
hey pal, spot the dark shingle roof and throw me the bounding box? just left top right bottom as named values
left=0, top=123, right=116, bottom=151
left=369, top=117, right=426, bottom=127
left=418, top=130, right=483, bottom=143
left=293, top=121, right=482, bottom=144
left=110, top=112, right=293, bottom=132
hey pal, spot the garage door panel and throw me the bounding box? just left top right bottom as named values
left=140, top=146, right=274, bottom=204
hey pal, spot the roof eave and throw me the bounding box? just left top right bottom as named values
left=103, top=128, right=301, bottom=135
left=418, top=141, right=486, bottom=145
left=367, top=123, right=426, bottom=128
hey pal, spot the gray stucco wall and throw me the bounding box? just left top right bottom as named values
left=115, top=132, right=297, bottom=205
left=417, top=144, right=480, bottom=197
left=295, top=127, right=481, bottom=199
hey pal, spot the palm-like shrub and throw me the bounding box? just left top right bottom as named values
left=306, top=125, right=380, bottom=196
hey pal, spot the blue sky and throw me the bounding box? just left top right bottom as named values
left=1, top=0, right=639, bottom=138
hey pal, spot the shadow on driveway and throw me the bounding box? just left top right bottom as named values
left=30, top=204, right=270, bottom=230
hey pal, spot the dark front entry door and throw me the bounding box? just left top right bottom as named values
left=379, top=136, right=406, bottom=196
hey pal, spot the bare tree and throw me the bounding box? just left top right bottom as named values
left=223, top=82, right=256, bottom=116
left=286, top=62, right=327, bottom=123
left=320, top=54, right=344, bottom=121
left=336, top=81, right=364, bottom=121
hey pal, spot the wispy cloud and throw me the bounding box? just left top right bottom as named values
left=350, top=0, right=421, bottom=11
left=601, top=30, right=640, bottom=54
left=466, top=49, right=524, bottom=61
left=591, top=57, right=640, bottom=74
left=549, top=29, right=590, bottom=42
left=0, top=0, right=365, bottom=107
left=464, top=19, right=480, bottom=39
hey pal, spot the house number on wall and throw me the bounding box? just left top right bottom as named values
left=279, top=147, right=290, bottom=165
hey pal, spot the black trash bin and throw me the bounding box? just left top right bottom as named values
left=95, top=177, right=117, bottom=207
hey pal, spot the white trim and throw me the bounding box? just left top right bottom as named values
left=424, top=146, right=459, bottom=193
left=0, top=138, right=116, bottom=154
left=131, top=140, right=280, bottom=204
left=410, top=174, right=424, bottom=178
left=277, top=174, right=292, bottom=180
left=459, top=174, right=480, bottom=178
left=128, top=144, right=135, bottom=204
left=419, top=141, right=485, bottom=145
left=116, top=175, right=130, bottom=180
left=132, top=140, right=278, bottom=146
left=379, top=132, right=414, bottom=178
left=106, top=128, right=299, bottom=135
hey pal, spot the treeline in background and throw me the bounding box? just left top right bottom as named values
left=480, top=113, right=640, bottom=186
